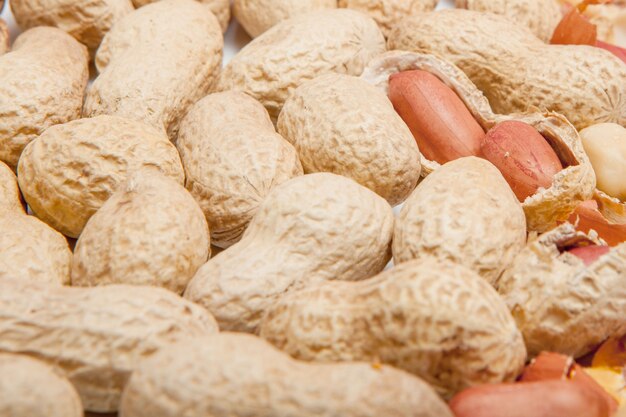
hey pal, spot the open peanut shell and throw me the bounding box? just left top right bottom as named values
left=595, top=190, right=626, bottom=225
left=495, top=222, right=626, bottom=359
left=361, top=50, right=596, bottom=232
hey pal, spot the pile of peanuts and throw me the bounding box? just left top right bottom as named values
left=0, top=0, right=625, bottom=416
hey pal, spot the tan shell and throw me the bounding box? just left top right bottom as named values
left=0, top=19, right=8, bottom=55
left=0, top=278, right=218, bottom=413
left=72, top=169, right=210, bottom=294
left=177, top=91, right=303, bottom=248
left=233, top=0, right=336, bottom=38
left=393, top=157, right=526, bottom=285
left=184, top=173, right=394, bottom=333
left=0, top=212, right=72, bottom=284
left=0, top=161, right=24, bottom=213
left=455, top=0, right=561, bottom=42
left=10, top=0, right=134, bottom=53
left=0, top=353, right=83, bottom=417
left=84, top=0, right=223, bottom=139
left=496, top=223, right=626, bottom=358
left=595, top=189, right=626, bottom=225
left=17, top=115, right=184, bottom=238
left=260, top=257, right=527, bottom=399
left=277, top=73, right=420, bottom=206
left=217, top=9, right=386, bottom=120
left=131, top=0, right=231, bottom=32
left=338, top=0, right=438, bottom=36
left=387, top=9, right=626, bottom=130
left=362, top=51, right=596, bottom=232
left=120, top=333, right=454, bottom=417
left=0, top=27, right=89, bottom=170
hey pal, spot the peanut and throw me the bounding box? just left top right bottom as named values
left=568, top=245, right=611, bottom=265
left=132, top=0, right=231, bottom=32
left=0, top=353, right=83, bottom=417
left=0, top=19, right=8, bottom=55
left=0, top=161, right=24, bottom=213
left=277, top=73, right=421, bottom=206
left=120, top=333, right=454, bottom=417
left=569, top=199, right=626, bottom=246
left=184, top=173, right=394, bottom=333
left=480, top=121, right=564, bottom=202
left=337, top=0, right=437, bottom=36
left=388, top=69, right=484, bottom=165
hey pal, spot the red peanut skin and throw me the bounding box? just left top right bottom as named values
left=569, top=200, right=626, bottom=247
left=450, top=380, right=610, bottom=417
left=568, top=245, right=611, bottom=266
left=480, top=121, right=563, bottom=202
left=388, top=70, right=484, bottom=165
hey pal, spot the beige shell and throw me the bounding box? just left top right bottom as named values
left=0, top=161, right=23, bottom=213
left=72, top=169, right=210, bottom=294
left=184, top=173, right=394, bottom=333
left=177, top=91, right=303, bottom=248
left=0, top=278, right=218, bottom=413
left=131, top=0, right=231, bottom=32
left=387, top=9, right=626, bottom=130
left=277, top=73, right=420, bottom=206
left=120, top=333, right=454, bottom=417
left=233, top=0, right=336, bottom=38
left=338, top=0, right=438, bottom=36
left=217, top=9, right=385, bottom=120
left=0, top=212, right=72, bottom=284
left=84, top=0, right=223, bottom=139
left=0, top=353, right=83, bottom=417
left=10, top=0, right=134, bottom=53
left=0, top=19, right=8, bottom=55
left=260, top=257, right=527, bottom=399
left=596, top=189, right=626, bottom=224
left=393, top=157, right=526, bottom=285
left=17, top=115, right=184, bottom=238
left=455, top=0, right=561, bottom=42
left=0, top=27, right=89, bottom=170
left=362, top=51, right=596, bottom=232
left=496, top=223, right=626, bottom=358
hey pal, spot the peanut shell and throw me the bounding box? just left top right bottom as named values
left=260, top=257, right=527, bottom=399
left=17, top=115, right=184, bottom=238
left=0, top=161, right=24, bottom=213
left=277, top=73, right=421, bottom=206
left=120, top=333, right=454, bottom=417
left=177, top=91, right=303, bottom=248
left=131, top=0, right=230, bottom=32
left=338, top=0, right=437, bottom=36
left=0, top=278, right=218, bottom=413
left=0, top=19, right=8, bottom=55
left=184, top=173, right=394, bottom=333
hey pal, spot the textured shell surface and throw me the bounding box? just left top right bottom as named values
left=233, top=0, right=336, bottom=38
left=217, top=9, right=386, bottom=120
left=84, top=0, right=224, bottom=139
left=455, top=0, right=561, bottom=42
left=184, top=173, right=394, bottom=333
left=10, top=0, right=134, bottom=51
left=0, top=26, right=89, bottom=170
left=177, top=91, right=303, bottom=249
left=0, top=278, right=219, bottom=413
left=131, top=0, right=231, bottom=31
left=0, top=160, right=23, bottom=213
left=71, top=169, right=210, bottom=294
left=278, top=73, right=420, bottom=206
left=17, top=115, right=184, bottom=238
left=387, top=9, right=626, bottom=130
left=120, top=333, right=454, bottom=417
left=260, top=257, right=527, bottom=399
left=0, top=212, right=72, bottom=285
left=338, top=0, right=438, bottom=35
left=496, top=223, right=626, bottom=358
left=0, top=353, right=83, bottom=417
left=393, top=157, right=527, bottom=285
left=0, top=19, right=8, bottom=55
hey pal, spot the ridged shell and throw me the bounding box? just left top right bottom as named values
left=120, top=333, right=454, bottom=417
left=362, top=51, right=596, bottom=232
left=0, top=353, right=83, bottom=417
left=0, top=279, right=218, bottom=413
left=387, top=9, right=626, bottom=130
left=10, top=0, right=134, bottom=52
left=496, top=223, right=626, bottom=358
left=393, top=157, right=526, bottom=285
left=184, top=173, right=394, bottom=333
left=17, top=115, right=184, bottom=238
left=132, top=0, right=230, bottom=32
left=277, top=73, right=420, bottom=206
left=338, top=0, right=437, bottom=36
left=84, top=0, right=223, bottom=139
left=217, top=9, right=386, bottom=120
left=71, top=169, right=210, bottom=294
left=0, top=161, right=24, bottom=213
left=0, top=27, right=89, bottom=170
left=177, top=91, right=303, bottom=249
left=455, top=0, right=561, bottom=42
left=260, top=257, right=527, bottom=399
